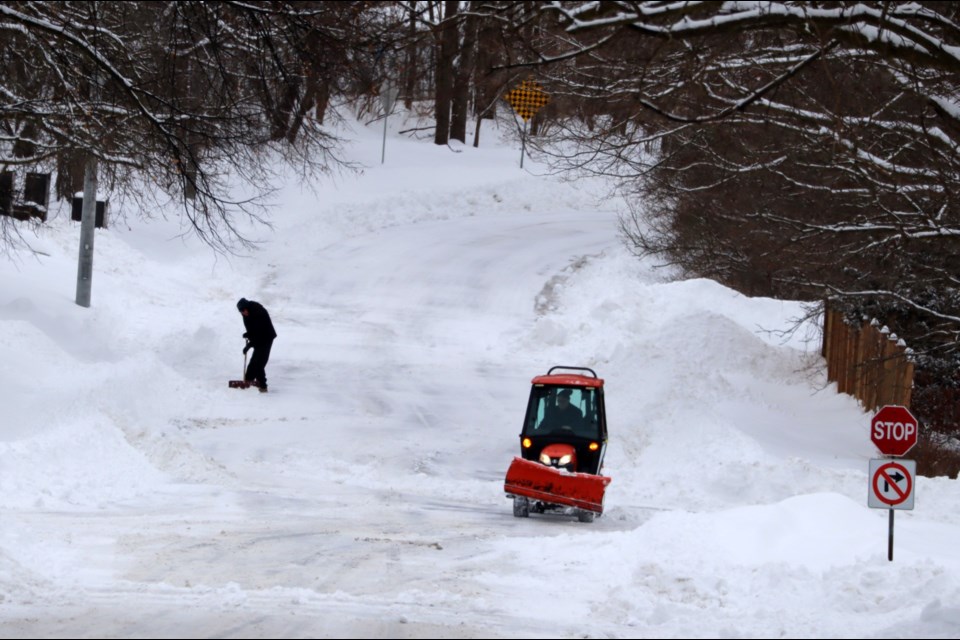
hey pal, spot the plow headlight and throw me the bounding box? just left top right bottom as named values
left=538, top=452, right=573, bottom=468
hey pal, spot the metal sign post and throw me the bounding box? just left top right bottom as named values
left=379, top=82, right=399, bottom=164
left=520, top=120, right=528, bottom=169
left=888, top=509, right=895, bottom=562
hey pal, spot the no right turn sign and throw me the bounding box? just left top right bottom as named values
left=868, top=458, right=915, bottom=510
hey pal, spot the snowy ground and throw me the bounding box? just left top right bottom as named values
left=1, top=110, right=959, bottom=639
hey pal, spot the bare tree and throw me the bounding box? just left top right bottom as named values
left=0, top=1, right=397, bottom=252
left=510, top=2, right=960, bottom=376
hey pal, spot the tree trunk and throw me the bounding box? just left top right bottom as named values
left=403, top=1, right=417, bottom=110
left=55, top=151, right=85, bottom=201
left=473, top=11, right=500, bottom=122
left=450, top=3, right=478, bottom=143
left=433, top=0, right=458, bottom=145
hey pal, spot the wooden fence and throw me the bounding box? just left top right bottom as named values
left=821, top=307, right=914, bottom=411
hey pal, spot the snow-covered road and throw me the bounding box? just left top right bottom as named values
left=3, top=120, right=959, bottom=639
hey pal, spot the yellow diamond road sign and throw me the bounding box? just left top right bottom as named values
left=505, top=80, right=550, bottom=122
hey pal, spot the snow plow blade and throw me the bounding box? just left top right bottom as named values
left=504, top=457, right=611, bottom=514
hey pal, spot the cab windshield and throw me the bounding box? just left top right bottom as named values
left=523, top=385, right=600, bottom=438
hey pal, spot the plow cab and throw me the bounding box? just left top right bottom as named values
left=504, top=366, right=611, bottom=523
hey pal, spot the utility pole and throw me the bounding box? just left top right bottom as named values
left=76, top=2, right=107, bottom=307
left=75, top=155, right=98, bottom=307
left=76, top=0, right=101, bottom=308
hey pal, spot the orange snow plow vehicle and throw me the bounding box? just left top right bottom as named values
left=504, top=366, right=611, bottom=523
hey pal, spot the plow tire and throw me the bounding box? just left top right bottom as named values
left=513, top=496, right=530, bottom=518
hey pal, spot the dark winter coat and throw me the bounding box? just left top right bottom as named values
left=240, top=300, right=277, bottom=346
left=547, top=404, right=584, bottom=429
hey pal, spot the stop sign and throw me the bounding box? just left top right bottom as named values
left=871, top=405, right=919, bottom=456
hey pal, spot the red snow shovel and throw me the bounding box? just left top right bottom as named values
left=228, top=351, right=251, bottom=389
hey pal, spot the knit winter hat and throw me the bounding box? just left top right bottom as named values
left=237, top=298, right=249, bottom=311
